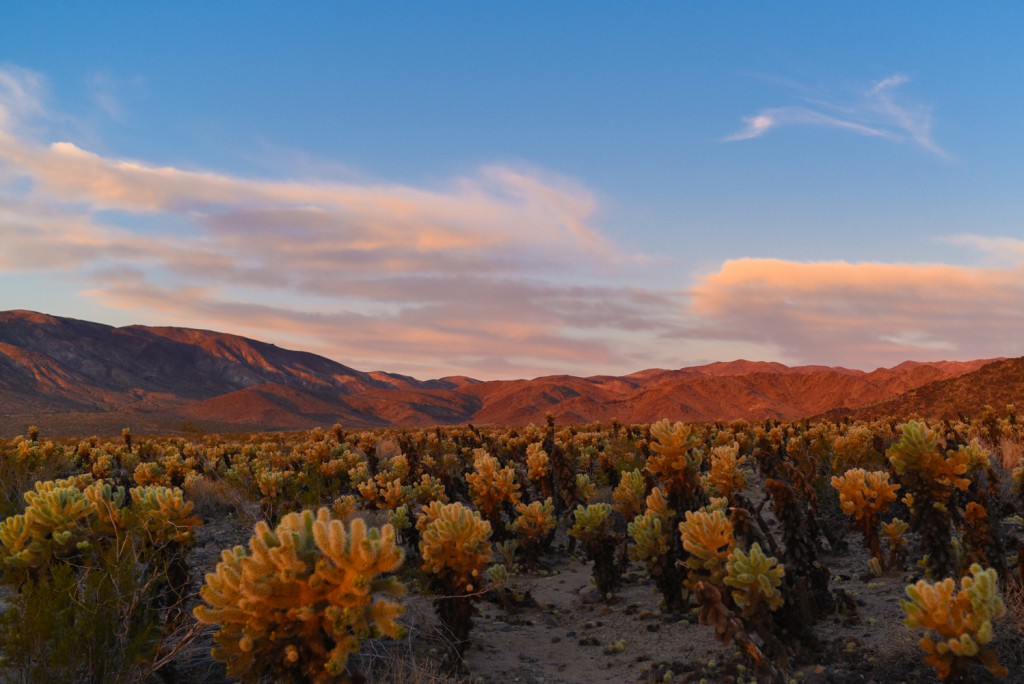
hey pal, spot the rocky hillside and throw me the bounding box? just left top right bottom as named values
left=822, top=356, right=1024, bottom=421
left=0, top=310, right=999, bottom=435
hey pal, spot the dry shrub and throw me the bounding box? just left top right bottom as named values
left=996, top=578, right=1024, bottom=670
left=998, top=436, right=1024, bottom=472
left=184, top=475, right=260, bottom=525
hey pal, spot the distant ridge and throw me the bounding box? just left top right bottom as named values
left=0, top=310, right=1002, bottom=435
left=821, top=356, right=1024, bottom=422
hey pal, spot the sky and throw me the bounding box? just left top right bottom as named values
left=2, top=3, right=1024, bottom=380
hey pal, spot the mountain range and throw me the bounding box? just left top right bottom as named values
left=0, top=310, right=1017, bottom=436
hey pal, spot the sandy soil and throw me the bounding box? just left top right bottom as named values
left=171, top=506, right=1024, bottom=684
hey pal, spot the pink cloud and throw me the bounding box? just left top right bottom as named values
left=690, top=258, right=1024, bottom=367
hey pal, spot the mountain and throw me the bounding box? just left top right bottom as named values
left=0, top=310, right=1001, bottom=435
left=822, top=357, right=1024, bottom=422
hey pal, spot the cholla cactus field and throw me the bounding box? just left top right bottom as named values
left=2, top=412, right=1024, bottom=682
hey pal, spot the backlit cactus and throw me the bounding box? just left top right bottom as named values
left=724, top=543, right=785, bottom=617
left=900, top=564, right=1007, bottom=681
left=466, top=452, right=520, bottom=532
left=570, top=503, right=622, bottom=595
left=417, top=502, right=494, bottom=590
left=509, top=497, right=556, bottom=567
left=0, top=476, right=202, bottom=681
left=706, top=442, right=748, bottom=501
left=679, top=508, right=735, bottom=592
left=194, top=508, right=405, bottom=683
left=525, top=442, right=551, bottom=498
left=131, top=485, right=201, bottom=545
left=830, top=468, right=899, bottom=565
left=628, top=507, right=687, bottom=611
left=417, top=501, right=493, bottom=663
left=612, top=468, right=648, bottom=520
left=888, top=421, right=972, bottom=578
left=574, top=473, right=597, bottom=503
left=883, top=517, right=910, bottom=571
left=888, top=421, right=971, bottom=493
left=647, top=419, right=705, bottom=510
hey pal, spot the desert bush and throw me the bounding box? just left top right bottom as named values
left=0, top=478, right=201, bottom=682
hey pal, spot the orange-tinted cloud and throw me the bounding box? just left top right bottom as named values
left=0, top=66, right=686, bottom=379
left=690, top=258, right=1024, bottom=367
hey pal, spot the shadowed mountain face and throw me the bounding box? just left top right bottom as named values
left=0, top=310, right=1003, bottom=435
left=822, top=357, right=1024, bottom=422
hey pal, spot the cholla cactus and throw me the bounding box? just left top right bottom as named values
left=0, top=477, right=117, bottom=570
left=574, top=473, right=597, bottom=503
left=883, top=517, right=910, bottom=571
left=679, top=508, right=735, bottom=592
left=724, top=543, right=785, bottom=617
left=194, top=509, right=405, bottom=683
left=417, top=502, right=493, bottom=663
left=525, top=442, right=551, bottom=498
left=131, top=485, right=201, bottom=545
left=888, top=421, right=971, bottom=493
left=628, top=508, right=687, bottom=611
left=830, top=468, right=899, bottom=565
left=647, top=419, right=705, bottom=510
left=706, top=442, right=749, bottom=501
left=466, top=453, right=520, bottom=534
left=0, top=477, right=203, bottom=681
left=331, top=494, right=358, bottom=521
left=376, top=478, right=412, bottom=510
left=509, top=498, right=556, bottom=567
left=628, top=510, right=670, bottom=568
left=960, top=502, right=1004, bottom=578
left=900, top=564, right=1007, bottom=681
left=569, top=503, right=621, bottom=595
left=831, top=424, right=879, bottom=470
left=411, top=473, right=448, bottom=505
left=644, top=486, right=675, bottom=521
left=888, top=421, right=972, bottom=578
left=612, top=468, right=648, bottom=520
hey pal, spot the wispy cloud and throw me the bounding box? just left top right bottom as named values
left=3, top=64, right=1018, bottom=378
left=0, top=65, right=686, bottom=379
left=726, top=74, right=948, bottom=158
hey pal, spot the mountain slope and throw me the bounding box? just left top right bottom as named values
left=0, top=310, right=1001, bottom=434
left=825, top=357, right=1024, bottom=421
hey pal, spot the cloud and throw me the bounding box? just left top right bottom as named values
left=689, top=257, right=1023, bottom=368
left=80, top=270, right=680, bottom=378
left=3, top=64, right=1017, bottom=378
left=941, top=234, right=1024, bottom=265
left=0, top=64, right=47, bottom=135
left=726, top=74, right=948, bottom=157
left=0, top=64, right=694, bottom=379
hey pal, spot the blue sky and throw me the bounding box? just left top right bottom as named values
left=2, top=4, right=1024, bottom=378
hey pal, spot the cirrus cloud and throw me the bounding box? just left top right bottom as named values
left=726, top=74, right=948, bottom=158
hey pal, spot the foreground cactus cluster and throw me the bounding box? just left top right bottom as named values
left=195, top=508, right=405, bottom=682
left=901, top=564, right=1007, bottom=681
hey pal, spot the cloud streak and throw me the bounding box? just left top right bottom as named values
left=2, top=65, right=1019, bottom=379
left=726, top=74, right=948, bottom=157
left=689, top=257, right=1023, bottom=367
left=0, top=65, right=688, bottom=379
